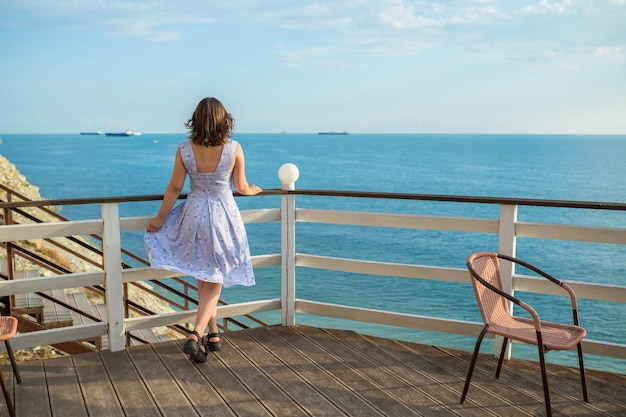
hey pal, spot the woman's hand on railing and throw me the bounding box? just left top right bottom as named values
left=146, top=217, right=164, bottom=232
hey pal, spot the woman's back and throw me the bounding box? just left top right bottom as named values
left=180, top=140, right=235, bottom=199
left=190, top=142, right=228, bottom=173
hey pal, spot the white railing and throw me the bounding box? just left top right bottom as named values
left=1, top=186, right=625, bottom=368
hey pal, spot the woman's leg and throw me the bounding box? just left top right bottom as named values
left=193, top=281, right=223, bottom=342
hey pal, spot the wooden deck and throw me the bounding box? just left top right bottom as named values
left=4, top=325, right=625, bottom=417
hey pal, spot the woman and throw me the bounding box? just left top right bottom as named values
left=145, top=97, right=262, bottom=362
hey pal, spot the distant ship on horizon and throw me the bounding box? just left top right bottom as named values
left=105, top=131, right=132, bottom=136
left=105, top=130, right=141, bottom=137
left=318, top=131, right=348, bottom=135
left=80, top=131, right=102, bottom=135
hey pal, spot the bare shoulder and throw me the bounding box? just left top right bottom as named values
left=234, top=141, right=244, bottom=156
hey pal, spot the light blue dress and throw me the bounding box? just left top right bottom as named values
left=144, top=139, right=255, bottom=288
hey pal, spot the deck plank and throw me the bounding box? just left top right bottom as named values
left=99, top=349, right=162, bottom=417
left=152, top=340, right=237, bottom=417
left=185, top=340, right=275, bottom=417
left=45, top=356, right=89, bottom=417
left=484, top=348, right=626, bottom=416
left=266, top=326, right=388, bottom=417
left=73, top=352, right=125, bottom=417
left=269, top=326, right=395, bottom=417
left=408, top=341, right=547, bottom=417
left=13, top=359, right=51, bottom=417
left=325, top=328, right=486, bottom=417
left=125, top=343, right=197, bottom=417
left=217, top=330, right=307, bottom=416
left=5, top=326, right=625, bottom=417
left=242, top=326, right=350, bottom=416
left=67, top=292, right=98, bottom=325
left=466, top=348, right=599, bottom=417
left=294, top=326, right=429, bottom=416
left=581, top=370, right=626, bottom=417
left=42, top=289, right=73, bottom=328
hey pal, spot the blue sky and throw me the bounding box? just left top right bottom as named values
left=1, top=0, right=625, bottom=134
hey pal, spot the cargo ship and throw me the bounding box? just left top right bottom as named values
left=105, top=130, right=133, bottom=137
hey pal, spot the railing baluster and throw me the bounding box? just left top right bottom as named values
left=281, top=191, right=296, bottom=326
left=101, top=202, right=126, bottom=351
left=497, top=204, right=518, bottom=360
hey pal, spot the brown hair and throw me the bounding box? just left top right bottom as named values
left=185, top=97, right=234, bottom=146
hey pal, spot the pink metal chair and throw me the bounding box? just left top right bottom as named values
left=461, top=252, right=588, bottom=417
left=0, top=315, right=21, bottom=417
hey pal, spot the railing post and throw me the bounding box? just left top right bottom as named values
left=497, top=204, right=518, bottom=359
left=280, top=191, right=297, bottom=326
left=2, top=195, right=14, bottom=316
left=101, top=202, right=126, bottom=351
left=279, top=164, right=299, bottom=326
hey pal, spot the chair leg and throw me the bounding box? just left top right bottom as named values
left=460, top=326, right=488, bottom=404
left=537, top=333, right=552, bottom=417
left=495, top=337, right=509, bottom=379
left=0, top=367, right=16, bottom=417
left=4, top=340, right=20, bottom=385
left=576, top=342, right=588, bottom=401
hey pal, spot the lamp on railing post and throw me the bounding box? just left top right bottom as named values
left=278, top=163, right=299, bottom=191
left=278, top=163, right=299, bottom=326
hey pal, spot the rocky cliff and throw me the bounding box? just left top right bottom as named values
left=0, top=153, right=43, bottom=201
left=1, top=148, right=178, bottom=363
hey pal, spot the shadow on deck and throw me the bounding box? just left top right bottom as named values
left=4, top=326, right=625, bottom=417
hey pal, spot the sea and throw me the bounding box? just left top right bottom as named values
left=1, top=132, right=625, bottom=374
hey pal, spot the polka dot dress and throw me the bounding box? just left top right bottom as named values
left=144, top=140, right=255, bottom=288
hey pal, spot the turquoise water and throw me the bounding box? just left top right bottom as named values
left=1, top=133, right=625, bottom=373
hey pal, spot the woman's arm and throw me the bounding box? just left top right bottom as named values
left=232, top=143, right=262, bottom=196
left=146, top=148, right=187, bottom=231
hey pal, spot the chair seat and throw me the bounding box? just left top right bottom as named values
left=489, top=316, right=586, bottom=350
left=0, top=317, right=18, bottom=342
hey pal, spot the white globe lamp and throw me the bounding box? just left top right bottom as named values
left=278, top=163, right=300, bottom=190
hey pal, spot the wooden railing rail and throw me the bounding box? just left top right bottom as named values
left=0, top=188, right=624, bottom=370
left=0, top=186, right=274, bottom=344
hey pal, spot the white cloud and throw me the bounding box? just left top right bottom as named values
left=595, top=46, right=623, bottom=57
left=524, top=0, right=574, bottom=14
left=0, top=1, right=216, bottom=40
left=2, top=0, right=623, bottom=62
left=106, top=17, right=180, bottom=41
left=104, top=13, right=215, bottom=41
left=379, top=2, right=441, bottom=29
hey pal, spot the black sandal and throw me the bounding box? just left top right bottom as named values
left=190, top=343, right=208, bottom=363
left=184, top=331, right=208, bottom=363
left=205, top=332, right=222, bottom=352
left=183, top=331, right=201, bottom=356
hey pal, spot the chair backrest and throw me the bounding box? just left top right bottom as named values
left=466, top=252, right=511, bottom=327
